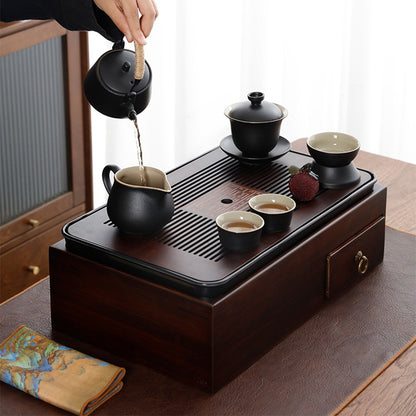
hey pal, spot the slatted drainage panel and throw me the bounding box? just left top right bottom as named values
left=63, top=147, right=374, bottom=297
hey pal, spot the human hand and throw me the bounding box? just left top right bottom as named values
left=93, top=0, right=158, bottom=44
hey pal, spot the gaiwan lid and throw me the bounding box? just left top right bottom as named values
left=225, top=92, right=284, bottom=123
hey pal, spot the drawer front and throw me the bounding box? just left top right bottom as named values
left=1, top=223, right=63, bottom=302
left=326, top=216, right=385, bottom=299
left=0, top=193, right=73, bottom=246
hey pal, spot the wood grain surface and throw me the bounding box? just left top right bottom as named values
left=290, top=139, right=416, bottom=234
left=336, top=337, right=416, bottom=416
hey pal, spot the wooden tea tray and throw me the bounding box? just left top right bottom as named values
left=63, top=148, right=375, bottom=298
left=52, top=146, right=386, bottom=391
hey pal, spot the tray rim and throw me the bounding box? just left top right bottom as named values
left=62, top=148, right=377, bottom=296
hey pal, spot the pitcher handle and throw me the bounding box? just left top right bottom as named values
left=102, top=165, right=120, bottom=194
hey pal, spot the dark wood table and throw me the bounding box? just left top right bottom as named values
left=1, top=139, right=415, bottom=415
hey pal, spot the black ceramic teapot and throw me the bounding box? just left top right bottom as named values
left=84, top=40, right=152, bottom=120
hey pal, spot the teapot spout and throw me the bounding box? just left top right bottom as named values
left=128, top=107, right=137, bottom=121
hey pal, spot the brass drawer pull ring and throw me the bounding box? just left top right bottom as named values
left=354, top=251, right=369, bottom=275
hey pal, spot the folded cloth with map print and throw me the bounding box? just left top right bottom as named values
left=0, top=325, right=126, bottom=416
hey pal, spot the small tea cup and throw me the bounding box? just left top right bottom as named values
left=216, top=211, right=264, bottom=252
left=307, top=132, right=360, bottom=167
left=249, top=194, right=296, bottom=233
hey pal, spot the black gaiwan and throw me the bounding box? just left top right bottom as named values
left=224, top=92, right=288, bottom=158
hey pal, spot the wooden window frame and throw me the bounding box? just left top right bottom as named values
left=0, top=20, right=92, bottom=247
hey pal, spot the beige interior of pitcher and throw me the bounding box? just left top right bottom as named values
left=116, top=166, right=171, bottom=191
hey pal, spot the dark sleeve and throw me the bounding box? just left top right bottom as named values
left=0, top=0, right=123, bottom=42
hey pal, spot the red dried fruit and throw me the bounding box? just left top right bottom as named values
left=288, top=164, right=319, bottom=202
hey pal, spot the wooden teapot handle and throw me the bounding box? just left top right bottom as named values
left=134, top=41, right=145, bottom=80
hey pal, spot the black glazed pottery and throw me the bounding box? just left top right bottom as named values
left=224, top=92, right=288, bottom=158
left=220, top=135, right=291, bottom=164
left=248, top=194, right=296, bottom=233
left=84, top=41, right=152, bottom=119
left=216, top=211, right=264, bottom=252
left=311, top=162, right=361, bottom=189
left=307, top=132, right=361, bottom=189
left=307, top=132, right=360, bottom=167
left=102, top=165, right=174, bottom=235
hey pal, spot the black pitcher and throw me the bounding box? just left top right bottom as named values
left=102, top=165, right=174, bottom=235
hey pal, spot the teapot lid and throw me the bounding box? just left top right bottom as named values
left=98, top=49, right=151, bottom=94
left=225, top=92, right=283, bottom=123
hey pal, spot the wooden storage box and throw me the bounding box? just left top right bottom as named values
left=50, top=148, right=386, bottom=392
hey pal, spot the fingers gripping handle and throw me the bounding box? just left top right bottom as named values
left=134, top=41, right=145, bottom=80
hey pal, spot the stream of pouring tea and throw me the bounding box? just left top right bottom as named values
left=132, top=116, right=146, bottom=186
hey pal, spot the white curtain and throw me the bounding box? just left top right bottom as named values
left=89, top=0, right=416, bottom=207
